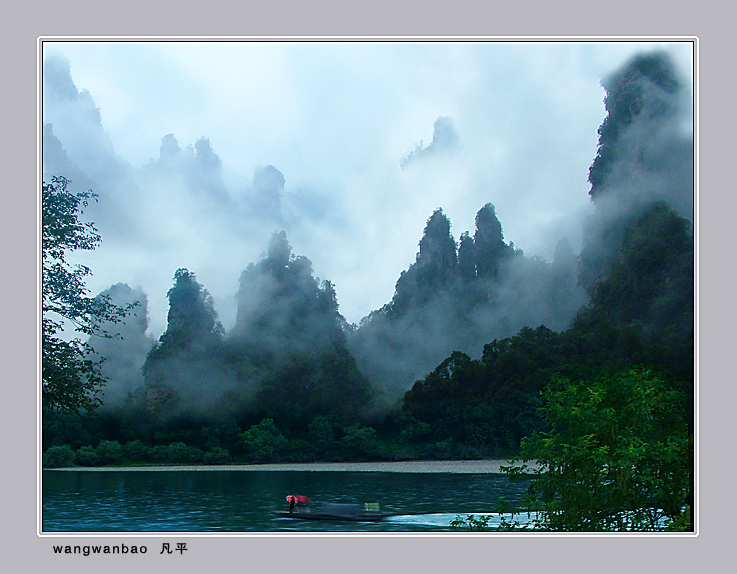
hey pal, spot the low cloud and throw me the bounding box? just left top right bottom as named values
left=41, top=43, right=693, bottom=403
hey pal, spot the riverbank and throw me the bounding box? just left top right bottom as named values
left=50, top=459, right=539, bottom=473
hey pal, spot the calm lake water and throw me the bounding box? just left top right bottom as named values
left=42, top=469, right=531, bottom=533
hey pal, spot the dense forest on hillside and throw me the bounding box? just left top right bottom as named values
left=42, top=49, right=693, bottom=523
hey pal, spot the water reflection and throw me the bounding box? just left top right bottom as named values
left=42, top=470, right=530, bottom=533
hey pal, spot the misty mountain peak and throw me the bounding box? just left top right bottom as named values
left=254, top=165, right=286, bottom=192
left=161, top=268, right=223, bottom=349
left=159, top=134, right=181, bottom=161
left=588, top=51, right=685, bottom=200
left=43, top=53, right=79, bottom=101
left=194, top=137, right=222, bottom=170
left=248, top=165, right=286, bottom=222
left=474, top=203, right=511, bottom=279
left=401, top=115, right=461, bottom=168
left=266, top=230, right=292, bottom=269
left=417, top=209, right=458, bottom=269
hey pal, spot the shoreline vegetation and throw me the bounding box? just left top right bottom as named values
left=46, top=459, right=537, bottom=474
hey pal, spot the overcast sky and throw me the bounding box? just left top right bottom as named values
left=41, top=40, right=694, bottom=339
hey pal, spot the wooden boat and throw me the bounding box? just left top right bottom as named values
left=276, top=502, right=394, bottom=522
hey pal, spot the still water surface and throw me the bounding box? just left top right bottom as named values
left=42, top=469, right=531, bottom=533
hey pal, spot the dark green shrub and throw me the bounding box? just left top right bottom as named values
left=122, top=440, right=152, bottom=463
left=238, top=418, right=289, bottom=462
left=203, top=447, right=231, bottom=465
left=150, top=445, right=169, bottom=462
left=165, top=442, right=202, bottom=463
left=456, top=443, right=483, bottom=460
left=285, top=438, right=313, bottom=462
left=95, top=440, right=123, bottom=465
left=423, top=438, right=454, bottom=460
left=43, top=445, right=76, bottom=468
left=308, top=415, right=336, bottom=458
left=186, top=445, right=204, bottom=463
left=75, top=445, right=100, bottom=466
left=399, top=419, right=432, bottom=444
left=340, top=424, right=379, bottom=459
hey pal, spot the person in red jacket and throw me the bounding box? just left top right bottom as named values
left=286, top=495, right=297, bottom=513
left=286, top=495, right=312, bottom=513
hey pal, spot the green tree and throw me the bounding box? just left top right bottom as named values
left=43, top=445, right=76, bottom=468
left=42, top=176, right=133, bottom=412
left=203, top=446, right=232, bottom=465
left=572, top=203, right=694, bottom=382
left=255, top=348, right=373, bottom=429
left=95, top=439, right=123, bottom=465
left=340, top=424, right=379, bottom=459
left=308, top=415, right=336, bottom=458
left=506, top=368, right=692, bottom=531
left=238, top=418, right=290, bottom=462
left=75, top=445, right=100, bottom=467
left=122, top=439, right=152, bottom=463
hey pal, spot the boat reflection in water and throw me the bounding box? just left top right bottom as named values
left=277, top=498, right=393, bottom=523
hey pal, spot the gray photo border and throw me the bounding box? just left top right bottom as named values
left=6, top=1, right=728, bottom=572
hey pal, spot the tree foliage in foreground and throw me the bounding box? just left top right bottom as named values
left=503, top=368, right=692, bottom=531
left=42, top=176, right=134, bottom=412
